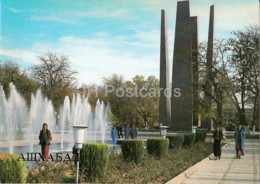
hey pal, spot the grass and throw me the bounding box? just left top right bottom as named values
left=28, top=142, right=213, bottom=183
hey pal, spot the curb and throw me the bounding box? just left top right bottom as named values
left=166, top=143, right=229, bottom=184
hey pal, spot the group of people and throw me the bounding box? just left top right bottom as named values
left=213, top=123, right=245, bottom=160
left=39, top=122, right=246, bottom=161
left=111, top=124, right=138, bottom=149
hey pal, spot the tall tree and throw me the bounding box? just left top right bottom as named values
left=129, top=75, right=159, bottom=127
left=228, top=25, right=259, bottom=126
left=31, top=52, right=77, bottom=110
left=198, top=40, right=234, bottom=126
left=102, top=74, right=159, bottom=128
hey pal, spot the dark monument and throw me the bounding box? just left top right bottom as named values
left=159, top=10, right=171, bottom=126
left=202, top=5, right=214, bottom=130
left=190, top=16, right=200, bottom=126
left=171, top=1, right=193, bottom=131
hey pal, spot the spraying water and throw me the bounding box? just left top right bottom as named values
left=0, top=83, right=111, bottom=154
left=29, top=89, right=55, bottom=152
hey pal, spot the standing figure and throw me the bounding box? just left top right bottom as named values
left=124, top=124, right=131, bottom=139
left=130, top=124, right=138, bottom=139
left=213, top=126, right=223, bottom=159
left=111, top=125, right=118, bottom=149
left=39, top=123, right=52, bottom=161
left=117, top=125, right=123, bottom=138
left=234, top=124, right=245, bottom=159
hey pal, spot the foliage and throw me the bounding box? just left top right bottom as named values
left=121, top=140, right=144, bottom=163
left=147, top=138, right=169, bottom=159
left=31, top=52, right=77, bottom=110
left=27, top=162, right=75, bottom=183
left=245, top=134, right=259, bottom=139
left=227, top=26, right=259, bottom=126
left=0, top=61, right=38, bottom=105
left=80, top=143, right=109, bottom=182
left=166, top=134, right=184, bottom=149
left=195, top=128, right=207, bottom=143
left=101, top=142, right=213, bottom=183
left=102, top=74, right=159, bottom=127
left=27, top=143, right=213, bottom=183
left=198, top=40, right=234, bottom=126
left=182, top=133, right=196, bottom=147
left=225, top=123, right=236, bottom=131
left=0, top=153, right=27, bottom=183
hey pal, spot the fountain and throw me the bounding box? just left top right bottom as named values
left=0, top=83, right=111, bottom=154
left=0, top=83, right=27, bottom=153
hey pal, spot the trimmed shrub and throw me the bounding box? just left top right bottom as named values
left=166, top=134, right=184, bottom=149
left=80, top=143, right=109, bottom=181
left=116, top=139, right=124, bottom=145
left=246, top=134, right=259, bottom=139
left=147, top=138, right=169, bottom=159
left=0, top=153, right=27, bottom=183
left=183, top=133, right=196, bottom=146
left=195, top=128, right=207, bottom=143
left=121, top=140, right=144, bottom=163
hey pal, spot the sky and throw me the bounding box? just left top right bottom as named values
left=0, top=0, right=259, bottom=86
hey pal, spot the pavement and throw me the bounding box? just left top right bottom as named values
left=167, top=139, right=260, bottom=184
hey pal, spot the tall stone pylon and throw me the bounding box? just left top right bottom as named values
left=171, top=1, right=193, bottom=131
left=159, top=9, right=171, bottom=126
left=190, top=16, right=200, bottom=126
left=202, top=5, right=214, bottom=130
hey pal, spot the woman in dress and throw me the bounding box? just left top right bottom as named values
left=39, top=123, right=52, bottom=161
left=213, top=125, right=223, bottom=160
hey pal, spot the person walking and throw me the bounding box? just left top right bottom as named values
left=111, top=125, right=118, bottom=149
left=213, top=125, right=223, bottom=160
left=130, top=124, right=138, bottom=139
left=39, top=123, right=52, bottom=161
left=234, top=124, right=245, bottom=159
left=124, top=124, right=131, bottom=139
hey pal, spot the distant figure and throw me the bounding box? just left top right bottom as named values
left=39, top=123, right=52, bottom=161
left=117, top=125, right=123, bottom=139
left=130, top=124, right=138, bottom=139
left=213, top=126, right=223, bottom=160
left=124, top=124, right=131, bottom=139
left=111, top=125, right=118, bottom=149
left=234, top=124, right=245, bottom=159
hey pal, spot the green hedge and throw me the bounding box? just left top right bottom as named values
left=121, top=140, right=144, bottom=163
left=195, top=128, right=207, bottom=143
left=0, top=153, right=27, bottom=183
left=183, top=133, right=196, bottom=147
left=245, top=134, right=259, bottom=139
left=166, top=134, right=184, bottom=149
left=80, top=143, right=109, bottom=181
left=147, top=138, right=169, bottom=159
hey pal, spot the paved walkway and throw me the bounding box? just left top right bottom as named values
left=168, top=139, right=260, bottom=184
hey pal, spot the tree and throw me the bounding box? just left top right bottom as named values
left=198, top=40, right=233, bottom=126
left=128, top=75, right=159, bottom=127
left=101, top=74, right=159, bottom=128
left=228, top=26, right=259, bottom=126
left=102, top=74, right=133, bottom=125
left=31, top=52, right=77, bottom=110
left=0, top=61, right=38, bottom=105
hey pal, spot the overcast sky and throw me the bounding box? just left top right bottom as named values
left=0, top=0, right=259, bottom=85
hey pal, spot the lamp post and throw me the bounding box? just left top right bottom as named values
left=159, top=123, right=169, bottom=138
left=241, top=13, right=260, bottom=178
left=72, top=125, right=88, bottom=184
